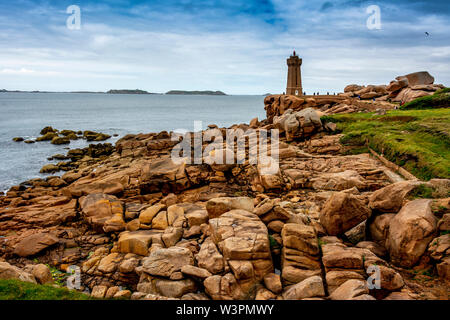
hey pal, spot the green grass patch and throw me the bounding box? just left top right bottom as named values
left=268, top=235, right=280, bottom=250
left=435, top=87, right=450, bottom=95
left=0, top=279, right=92, bottom=300
left=408, top=184, right=435, bottom=199
left=321, top=108, right=450, bottom=180
left=318, top=238, right=327, bottom=248
left=401, top=88, right=450, bottom=110
left=47, top=265, right=70, bottom=286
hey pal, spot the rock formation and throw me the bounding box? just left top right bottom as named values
left=0, top=91, right=448, bottom=301
left=342, top=71, right=444, bottom=103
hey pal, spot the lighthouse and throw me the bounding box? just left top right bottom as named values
left=286, top=51, right=303, bottom=96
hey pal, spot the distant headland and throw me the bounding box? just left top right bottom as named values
left=106, top=89, right=155, bottom=94
left=0, top=89, right=227, bottom=95
left=165, top=90, right=227, bottom=96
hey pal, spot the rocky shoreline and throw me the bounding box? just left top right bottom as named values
left=0, top=82, right=448, bottom=300
left=13, top=126, right=113, bottom=146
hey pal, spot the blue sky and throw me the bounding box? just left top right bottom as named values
left=0, top=0, right=449, bottom=94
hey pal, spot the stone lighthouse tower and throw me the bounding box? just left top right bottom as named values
left=286, top=51, right=303, bottom=96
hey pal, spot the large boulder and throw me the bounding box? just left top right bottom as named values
left=196, top=238, right=226, bottom=274
left=325, top=271, right=365, bottom=294
left=282, top=275, right=325, bottom=300
left=68, top=173, right=126, bottom=197
left=117, top=230, right=163, bottom=256
left=428, top=234, right=450, bottom=282
left=438, top=213, right=450, bottom=232
left=360, top=91, right=380, bottom=99
left=386, top=199, right=437, bottom=267
left=196, top=238, right=226, bottom=275
left=393, top=88, right=433, bottom=103
left=13, top=232, right=59, bottom=257
left=209, top=209, right=273, bottom=298
left=322, top=245, right=365, bottom=272
left=329, top=279, right=370, bottom=300
left=264, top=95, right=310, bottom=122
left=263, top=273, right=282, bottom=294
left=204, top=273, right=245, bottom=300
left=386, top=78, right=409, bottom=93
left=273, top=108, right=322, bottom=141
left=402, top=71, right=434, bottom=87
left=356, top=241, right=388, bottom=258
left=310, top=170, right=366, bottom=191
left=138, top=204, right=165, bottom=224
left=154, top=279, right=197, bottom=298
left=320, top=239, right=403, bottom=294
left=320, top=192, right=371, bottom=236
left=281, top=223, right=321, bottom=284
left=376, top=265, right=405, bottom=291
left=80, top=193, right=125, bottom=233
left=141, top=247, right=194, bottom=278
left=344, top=84, right=364, bottom=93
left=181, top=265, right=212, bottom=280
left=368, top=213, right=395, bottom=245
left=369, top=181, right=422, bottom=213
left=206, top=197, right=254, bottom=219
left=30, top=264, right=53, bottom=284
left=428, top=234, right=450, bottom=262
left=139, top=157, right=190, bottom=194
left=0, top=262, right=36, bottom=283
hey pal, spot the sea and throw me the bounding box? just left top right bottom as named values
left=0, top=92, right=265, bottom=193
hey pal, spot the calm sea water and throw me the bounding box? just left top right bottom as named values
left=0, top=93, right=265, bottom=193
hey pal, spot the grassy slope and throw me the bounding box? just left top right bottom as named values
left=0, top=279, right=92, bottom=300
left=400, top=88, right=450, bottom=110
left=321, top=108, right=450, bottom=180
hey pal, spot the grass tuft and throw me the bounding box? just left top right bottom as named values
left=408, top=184, right=435, bottom=199
left=0, top=279, right=92, bottom=300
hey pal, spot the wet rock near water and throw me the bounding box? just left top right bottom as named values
left=39, top=143, right=115, bottom=174
left=12, top=126, right=111, bottom=145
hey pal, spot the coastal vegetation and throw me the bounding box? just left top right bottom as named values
left=400, top=88, right=450, bottom=110
left=0, top=279, right=92, bottom=300
left=321, top=106, right=450, bottom=180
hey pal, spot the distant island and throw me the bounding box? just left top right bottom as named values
left=165, top=90, right=227, bottom=96
left=0, top=89, right=105, bottom=94
left=107, top=89, right=155, bottom=94
left=0, top=89, right=227, bottom=95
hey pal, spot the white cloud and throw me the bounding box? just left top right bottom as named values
left=1, top=68, right=35, bottom=74
left=0, top=67, right=60, bottom=76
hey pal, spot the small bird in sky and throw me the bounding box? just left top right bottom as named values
left=425, top=32, right=430, bottom=36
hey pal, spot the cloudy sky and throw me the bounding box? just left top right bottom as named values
left=0, top=0, right=449, bottom=94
